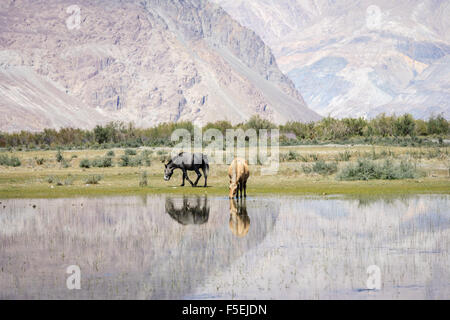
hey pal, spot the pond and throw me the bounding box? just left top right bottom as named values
left=0, top=194, right=449, bottom=299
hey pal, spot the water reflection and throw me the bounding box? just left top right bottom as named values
left=0, top=194, right=448, bottom=299
left=165, top=196, right=210, bottom=225
left=229, top=199, right=250, bottom=238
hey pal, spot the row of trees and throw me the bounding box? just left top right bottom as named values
left=0, top=114, right=448, bottom=149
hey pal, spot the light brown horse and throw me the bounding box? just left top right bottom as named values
left=228, top=158, right=250, bottom=199
left=229, top=198, right=250, bottom=238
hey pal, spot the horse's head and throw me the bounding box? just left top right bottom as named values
left=164, top=161, right=174, bottom=181
left=229, top=182, right=238, bottom=199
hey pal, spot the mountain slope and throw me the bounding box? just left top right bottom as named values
left=212, top=0, right=450, bottom=119
left=0, top=0, right=319, bottom=132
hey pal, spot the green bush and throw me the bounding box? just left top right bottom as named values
left=312, top=160, right=338, bottom=175
left=106, top=150, right=115, bottom=157
left=35, top=157, right=45, bottom=165
left=0, top=154, right=21, bottom=167
left=337, top=159, right=419, bottom=181
left=156, top=150, right=167, bottom=155
left=91, top=156, right=113, bottom=168
left=335, top=151, right=351, bottom=162
left=286, top=150, right=299, bottom=161
left=56, top=149, right=64, bottom=162
left=79, top=159, right=91, bottom=168
left=61, top=159, right=71, bottom=168
left=85, top=175, right=102, bottom=184
left=64, top=175, right=74, bottom=186
left=124, top=149, right=137, bottom=156
left=301, top=164, right=313, bottom=174
left=119, top=155, right=130, bottom=167
left=119, top=151, right=151, bottom=167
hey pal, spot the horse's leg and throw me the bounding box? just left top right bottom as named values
left=193, top=168, right=202, bottom=187
left=184, top=169, right=194, bottom=186
left=243, top=180, right=247, bottom=198
left=201, top=164, right=208, bottom=187
left=180, top=169, right=186, bottom=186
left=239, top=182, right=243, bottom=199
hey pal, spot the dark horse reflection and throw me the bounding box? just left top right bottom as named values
left=165, top=196, right=210, bottom=225
left=229, top=198, right=250, bottom=237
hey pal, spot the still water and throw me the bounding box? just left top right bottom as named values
left=0, top=194, right=449, bottom=299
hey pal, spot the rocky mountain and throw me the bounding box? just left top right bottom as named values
left=0, top=0, right=320, bottom=132
left=212, top=0, right=450, bottom=119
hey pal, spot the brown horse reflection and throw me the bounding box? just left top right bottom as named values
left=165, top=196, right=210, bottom=225
left=229, top=198, right=250, bottom=237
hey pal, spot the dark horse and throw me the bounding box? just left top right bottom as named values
left=165, top=196, right=209, bottom=225
left=164, top=152, right=209, bottom=187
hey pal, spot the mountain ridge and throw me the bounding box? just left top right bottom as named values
left=212, top=0, right=450, bottom=119
left=0, top=0, right=320, bottom=132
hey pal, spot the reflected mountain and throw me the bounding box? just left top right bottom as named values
left=0, top=195, right=279, bottom=299
left=1, top=195, right=448, bottom=299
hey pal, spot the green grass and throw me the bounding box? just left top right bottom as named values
left=0, top=146, right=448, bottom=199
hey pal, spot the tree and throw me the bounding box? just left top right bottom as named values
left=395, top=114, right=416, bottom=137
left=428, top=114, right=449, bottom=135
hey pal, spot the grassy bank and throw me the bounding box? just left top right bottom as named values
left=0, top=145, right=449, bottom=199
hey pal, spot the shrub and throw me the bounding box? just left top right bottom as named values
left=47, top=176, right=55, bottom=183
left=312, top=160, right=338, bottom=175
left=64, top=175, right=74, bottom=186
left=301, top=164, right=313, bottom=174
left=106, top=150, right=115, bottom=157
left=335, top=151, right=351, bottom=162
left=157, top=150, right=167, bottom=155
left=337, top=159, right=419, bottom=181
left=79, top=159, right=91, bottom=168
left=139, top=171, right=148, bottom=187
left=35, top=157, right=45, bottom=165
left=119, top=151, right=151, bottom=167
left=0, top=154, right=21, bottom=167
left=91, top=156, right=113, bottom=168
left=287, top=150, right=299, bottom=161
left=119, top=155, right=130, bottom=167
left=124, top=149, right=137, bottom=156
left=61, top=159, right=71, bottom=168
left=56, top=149, right=64, bottom=162
left=85, top=175, right=102, bottom=184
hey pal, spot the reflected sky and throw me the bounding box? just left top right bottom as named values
left=0, top=194, right=448, bottom=299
